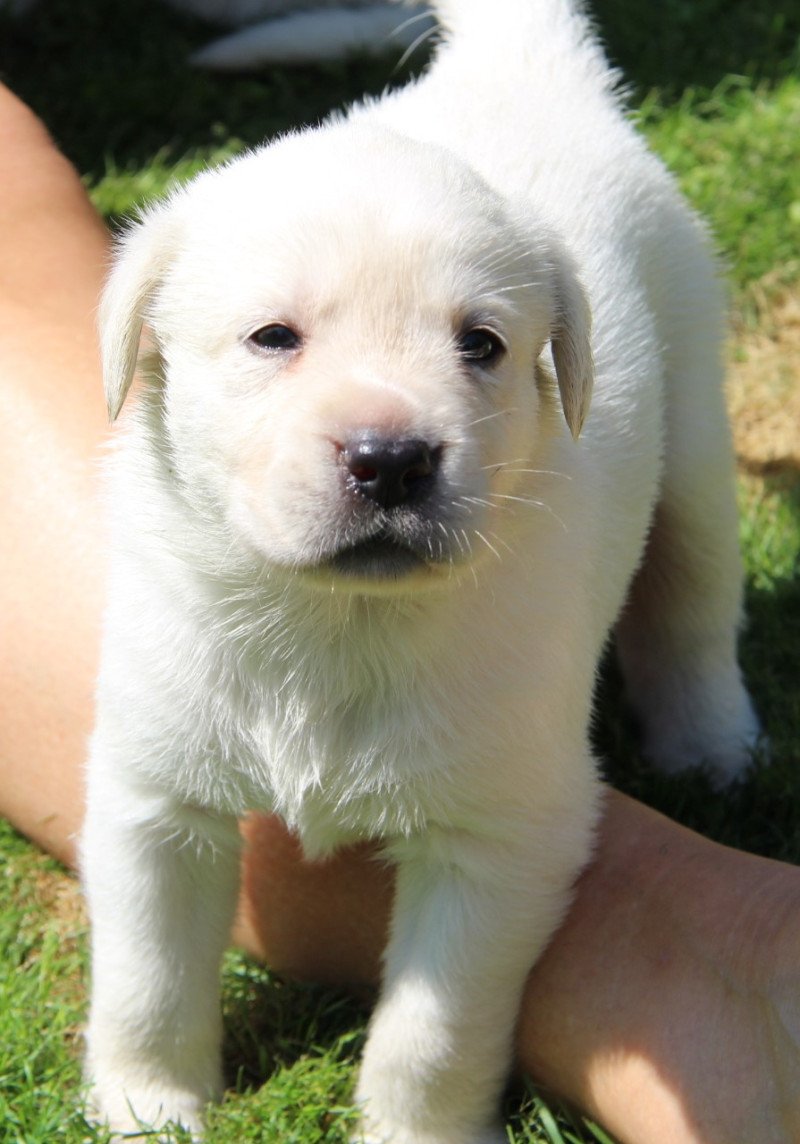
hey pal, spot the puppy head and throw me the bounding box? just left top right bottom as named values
left=101, top=123, right=592, bottom=592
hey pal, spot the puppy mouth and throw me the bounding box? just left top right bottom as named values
left=325, top=531, right=429, bottom=580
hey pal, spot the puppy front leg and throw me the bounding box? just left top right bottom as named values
left=82, top=772, right=241, bottom=1137
left=355, top=821, right=591, bottom=1144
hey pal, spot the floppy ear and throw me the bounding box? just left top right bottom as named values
left=99, top=206, right=178, bottom=422
left=549, top=248, right=594, bottom=440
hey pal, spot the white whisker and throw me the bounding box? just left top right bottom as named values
left=500, top=467, right=572, bottom=481
left=473, top=530, right=502, bottom=562
left=391, top=7, right=437, bottom=36
left=492, top=281, right=544, bottom=295
left=479, top=457, right=528, bottom=471
left=468, top=407, right=518, bottom=428
left=489, top=493, right=568, bottom=531
left=488, top=530, right=515, bottom=557
left=451, top=527, right=467, bottom=557
left=457, top=496, right=496, bottom=511
left=394, top=13, right=438, bottom=70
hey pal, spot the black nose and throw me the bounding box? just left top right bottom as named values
left=341, top=434, right=440, bottom=509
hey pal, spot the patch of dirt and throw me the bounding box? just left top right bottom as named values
left=24, top=861, right=88, bottom=1040
left=29, top=862, right=87, bottom=941
left=728, top=288, right=800, bottom=478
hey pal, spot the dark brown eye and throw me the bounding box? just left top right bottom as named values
left=248, top=324, right=301, bottom=352
left=458, top=327, right=505, bottom=365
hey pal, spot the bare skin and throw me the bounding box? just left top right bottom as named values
left=1, top=83, right=799, bottom=1144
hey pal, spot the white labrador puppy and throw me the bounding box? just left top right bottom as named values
left=82, top=0, right=760, bottom=1141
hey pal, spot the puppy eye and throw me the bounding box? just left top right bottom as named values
left=457, top=327, right=506, bottom=366
left=247, top=324, right=302, bottom=352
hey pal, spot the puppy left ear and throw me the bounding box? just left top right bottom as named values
left=99, top=204, right=179, bottom=422
left=549, top=248, right=594, bottom=440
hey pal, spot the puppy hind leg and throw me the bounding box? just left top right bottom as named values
left=615, top=428, right=761, bottom=785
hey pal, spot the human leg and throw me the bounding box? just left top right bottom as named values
left=240, top=793, right=800, bottom=1144
left=0, top=83, right=108, bottom=865
left=520, top=790, right=800, bottom=1144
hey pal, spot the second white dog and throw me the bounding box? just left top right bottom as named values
left=82, top=1, right=760, bottom=1141
left=167, top=0, right=434, bottom=69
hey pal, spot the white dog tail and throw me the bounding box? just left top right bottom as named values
left=429, top=0, right=613, bottom=90
left=433, top=0, right=585, bottom=39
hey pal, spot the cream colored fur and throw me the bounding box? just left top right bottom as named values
left=82, top=2, right=759, bottom=1141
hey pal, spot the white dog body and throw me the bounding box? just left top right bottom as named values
left=83, top=2, right=759, bottom=1142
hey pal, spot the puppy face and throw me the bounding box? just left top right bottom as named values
left=102, top=124, right=592, bottom=592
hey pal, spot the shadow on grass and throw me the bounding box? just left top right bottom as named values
left=218, top=956, right=614, bottom=1142
left=219, top=952, right=369, bottom=1093
left=592, top=0, right=800, bottom=97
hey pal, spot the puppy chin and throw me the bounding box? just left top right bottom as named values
left=228, top=489, right=471, bottom=595
left=297, top=536, right=462, bottom=596
left=328, top=534, right=429, bottom=578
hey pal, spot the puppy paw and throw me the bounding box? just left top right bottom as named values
left=618, top=633, right=762, bottom=787
left=86, top=1078, right=207, bottom=1140
left=642, top=683, right=762, bottom=788
left=353, top=1119, right=507, bottom=1143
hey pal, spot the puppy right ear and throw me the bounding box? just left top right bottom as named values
left=99, top=207, right=177, bottom=422
left=548, top=244, right=594, bottom=441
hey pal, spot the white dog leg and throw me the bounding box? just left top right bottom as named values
left=616, top=302, right=760, bottom=785
left=82, top=773, right=241, bottom=1137
left=354, top=820, right=590, bottom=1144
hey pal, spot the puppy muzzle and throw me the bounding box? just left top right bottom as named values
left=310, top=432, right=456, bottom=581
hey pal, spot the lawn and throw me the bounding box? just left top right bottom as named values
left=0, top=2, right=798, bottom=1142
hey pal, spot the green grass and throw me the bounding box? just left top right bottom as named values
left=639, top=76, right=800, bottom=298
left=0, top=826, right=89, bottom=1143
left=0, top=1, right=798, bottom=1141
